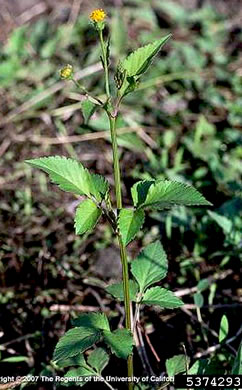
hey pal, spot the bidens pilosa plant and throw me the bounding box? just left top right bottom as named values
left=26, top=9, right=212, bottom=389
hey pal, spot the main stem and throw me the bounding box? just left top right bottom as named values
left=99, top=27, right=133, bottom=387
left=109, top=115, right=134, bottom=389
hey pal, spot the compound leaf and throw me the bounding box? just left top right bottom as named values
left=74, top=199, right=102, bottom=235
left=106, top=280, right=139, bottom=301
left=103, top=329, right=133, bottom=359
left=118, top=208, right=145, bottom=246
left=141, top=287, right=184, bottom=308
left=53, top=327, right=101, bottom=363
left=131, top=241, right=168, bottom=292
left=87, top=348, right=109, bottom=374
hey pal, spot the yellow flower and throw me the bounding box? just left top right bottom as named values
left=60, top=64, right=73, bottom=80
left=90, top=9, right=106, bottom=23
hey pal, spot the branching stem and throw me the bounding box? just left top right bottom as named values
left=72, top=79, right=103, bottom=105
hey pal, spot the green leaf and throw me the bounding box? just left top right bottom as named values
left=188, top=360, right=200, bottom=375
left=133, top=180, right=212, bottom=209
left=117, top=35, right=171, bottom=97
left=219, top=315, right=229, bottom=343
left=106, top=280, right=139, bottom=301
left=53, top=327, right=101, bottom=363
left=26, top=156, right=92, bottom=197
left=131, top=180, right=154, bottom=207
left=1, top=356, right=29, bottom=363
left=90, top=174, right=109, bottom=202
left=72, top=313, right=110, bottom=332
left=81, top=99, right=96, bottom=124
left=120, top=35, right=171, bottom=78
left=103, top=329, right=133, bottom=359
left=118, top=132, right=145, bottom=152
left=197, top=278, right=210, bottom=292
left=56, top=353, right=87, bottom=368
left=208, top=211, right=232, bottom=234
left=87, top=348, right=109, bottom=374
left=142, top=287, right=184, bottom=308
left=131, top=241, right=168, bottom=292
left=118, top=208, right=145, bottom=246
left=74, top=199, right=102, bottom=235
left=165, top=354, right=187, bottom=376
left=194, top=292, right=204, bottom=308
left=232, top=342, right=242, bottom=374
left=64, top=367, right=95, bottom=387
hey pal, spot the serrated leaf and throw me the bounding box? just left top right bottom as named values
left=121, top=35, right=171, bottom=77
left=166, top=354, right=187, bottom=376
left=219, top=315, right=229, bottom=343
left=74, top=199, right=102, bottom=235
left=134, top=180, right=212, bottom=209
left=232, top=342, right=242, bottom=374
left=103, top=329, right=133, bottom=359
left=81, top=99, right=96, bottom=124
left=56, top=353, right=87, bottom=368
left=142, top=287, right=184, bottom=308
left=131, top=180, right=154, bottom=207
left=131, top=241, right=168, bottom=292
left=26, top=156, right=92, bottom=197
left=72, top=313, right=110, bottom=332
left=87, top=348, right=109, bottom=374
left=118, top=208, right=145, bottom=246
left=53, top=327, right=101, bottom=363
left=106, top=280, right=139, bottom=301
left=64, top=367, right=95, bottom=387
left=90, top=173, right=109, bottom=202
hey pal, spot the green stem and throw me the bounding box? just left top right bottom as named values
left=72, top=79, right=103, bottom=105
left=109, top=116, right=122, bottom=208
left=99, top=30, right=110, bottom=99
left=108, top=114, right=134, bottom=390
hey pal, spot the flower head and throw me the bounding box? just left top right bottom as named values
left=60, top=64, right=73, bottom=80
left=90, top=9, right=106, bottom=23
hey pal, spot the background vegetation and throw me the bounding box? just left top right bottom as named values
left=0, top=0, right=241, bottom=388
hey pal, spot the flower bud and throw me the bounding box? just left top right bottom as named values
left=60, top=64, right=73, bottom=80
